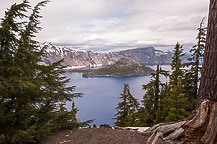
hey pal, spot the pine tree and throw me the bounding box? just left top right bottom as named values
left=169, top=43, right=185, bottom=87
left=55, top=101, right=80, bottom=130
left=141, top=65, right=169, bottom=126
left=164, top=43, right=191, bottom=122
left=0, top=1, right=84, bottom=143
left=165, top=78, right=190, bottom=122
left=114, top=84, right=129, bottom=127
left=141, top=82, right=155, bottom=126
left=160, top=82, right=170, bottom=121
left=127, top=87, right=140, bottom=126
left=184, top=18, right=206, bottom=105
left=71, top=101, right=78, bottom=122
left=114, top=84, right=139, bottom=127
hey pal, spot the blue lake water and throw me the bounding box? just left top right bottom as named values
left=65, top=65, right=171, bottom=126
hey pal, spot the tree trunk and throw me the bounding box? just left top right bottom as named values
left=143, top=0, right=217, bottom=143
left=198, top=0, right=217, bottom=102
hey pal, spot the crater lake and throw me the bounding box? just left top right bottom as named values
left=65, top=65, right=171, bottom=126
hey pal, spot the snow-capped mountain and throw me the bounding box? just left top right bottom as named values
left=41, top=42, right=173, bottom=69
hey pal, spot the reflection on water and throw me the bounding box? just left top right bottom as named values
left=65, top=65, right=170, bottom=126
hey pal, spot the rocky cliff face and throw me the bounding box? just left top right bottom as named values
left=42, top=43, right=173, bottom=68
left=117, top=47, right=173, bottom=65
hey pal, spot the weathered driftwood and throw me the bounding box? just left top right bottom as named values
left=143, top=100, right=217, bottom=144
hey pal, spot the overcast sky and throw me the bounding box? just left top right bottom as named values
left=0, top=0, right=209, bottom=52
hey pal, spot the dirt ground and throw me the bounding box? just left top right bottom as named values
left=40, top=127, right=148, bottom=144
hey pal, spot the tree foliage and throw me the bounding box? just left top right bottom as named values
left=114, top=84, right=139, bottom=127
left=0, top=1, right=85, bottom=143
left=184, top=18, right=206, bottom=103
left=169, top=43, right=185, bottom=87
left=116, top=29, right=206, bottom=126
left=164, top=43, right=191, bottom=122
left=139, top=65, right=169, bottom=126
left=140, top=36, right=206, bottom=126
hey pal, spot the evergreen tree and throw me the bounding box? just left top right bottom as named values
left=184, top=18, right=206, bottom=104
left=169, top=43, right=185, bottom=87
left=164, top=43, right=191, bottom=122
left=141, top=65, right=169, bottom=126
left=159, top=82, right=170, bottom=121
left=141, top=82, right=155, bottom=126
left=114, top=84, right=129, bottom=127
left=71, top=101, right=79, bottom=122
left=165, top=78, right=190, bottom=122
left=56, top=101, right=79, bottom=130
left=0, top=1, right=85, bottom=143
left=114, top=84, right=139, bottom=127
left=127, top=88, right=140, bottom=126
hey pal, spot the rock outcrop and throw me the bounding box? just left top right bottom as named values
left=42, top=42, right=173, bottom=68
left=117, top=47, right=172, bottom=65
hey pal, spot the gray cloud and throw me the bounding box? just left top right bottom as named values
left=0, top=0, right=209, bottom=51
